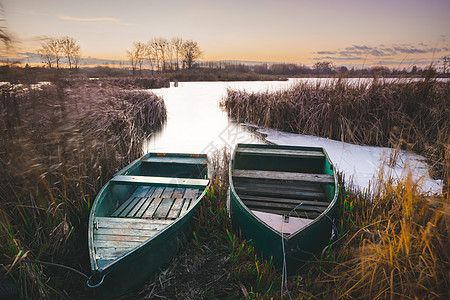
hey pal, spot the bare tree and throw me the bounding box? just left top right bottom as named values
left=171, top=37, right=183, bottom=70
left=154, top=37, right=169, bottom=71
left=38, top=37, right=64, bottom=69
left=181, top=40, right=202, bottom=69
left=0, top=4, right=11, bottom=51
left=127, top=42, right=146, bottom=75
left=313, top=61, right=335, bottom=74
left=147, top=38, right=160, bottom=72
left=60, top=36, right=81, bottom=69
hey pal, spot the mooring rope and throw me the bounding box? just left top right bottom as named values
left=22, top=260, right=105, bottom=288
left=280, top=202, right=338, bottom=299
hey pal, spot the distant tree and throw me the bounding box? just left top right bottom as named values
left=60, top=36, right=81, bottom=69
left=155, top=38, right=169, bottom=71
left=181, top=40, right=202, bottom=69
left=0, top=5, right=10, bottom=51
left=127, top=42, right=146, bottom=75
left=313, top=60, right=335, bottom=74
left=441, top=56, right=449, bottom=74
left=38, top=37, right=64, bottom=69
left=171, top=37, right=183, bottom=70
left=147, top=38, right=159, bottom=73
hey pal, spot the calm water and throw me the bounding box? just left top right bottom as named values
left=144, top=80, right=298, bottom=154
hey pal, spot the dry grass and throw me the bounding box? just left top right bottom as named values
left=222, top=77, right=450, bottom=185
left=0, top=80, right=167, bottom=298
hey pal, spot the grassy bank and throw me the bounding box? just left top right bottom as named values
left=133, top=149, right=448, bottom=299
left=221, top=77, right=450, bottom=186
left=0, top=80, right=167, bottom=298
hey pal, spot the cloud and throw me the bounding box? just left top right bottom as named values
left=313, top=43, right=450, bottom=66
left=57, top=14, right=125, bottom=24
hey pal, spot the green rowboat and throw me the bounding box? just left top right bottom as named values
left=87, top=152, right=208, bottom=299
left=229, top=144, right=338, bottom=270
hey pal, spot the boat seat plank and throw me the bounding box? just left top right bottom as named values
left=161, top=187, right=175, bottom=198
left=153, top=198, right=175, bottom=218
left=142, top=156, right=207, bottom=165
left=94, top=240, right=143, bottom=248
left=172, top=187, right=186, bottom=198
left=150, top=186, right=165, bottom=198
left=233, top=177, right=324, bottom=193
left=239, top=195, right=329, bottom=207
left=253, top=207, right=321, bottom=219
left=234, top=185, right=328, bottom=201
left=117, top=197, right=142, bottom=217
left=142, top=197, right=163, bottom=218
left=134, top=197, right=155, bottom=218
left=180, top=198, right=192, bottom=215
left=95, top=234, right=150, bottom=243
left=183, top=188, right=200, bottom=198
left=233, top=169, right=334, bottom=184
left=243, top=200, right=327, bottom=213
left=94, top=217, right=170, bottom=230
left=167, top=198, right=185, bottom=219
left=111, top=175, right=209, bottom=188
left=236, top=147, right=324, bottom=158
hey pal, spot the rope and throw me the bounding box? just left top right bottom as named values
left=279, top=202, right=338, bottom=299
left=22, top=260, right=105, bottom=288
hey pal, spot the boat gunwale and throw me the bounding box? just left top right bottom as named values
left=229, top=143, right=339, bottom=241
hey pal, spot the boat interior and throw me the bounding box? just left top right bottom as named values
left=232, top=145, right=335, bottom=234
left=92, top=154, right=208, bottom=268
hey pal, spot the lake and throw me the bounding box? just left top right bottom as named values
left=145, top=79, right=442, bottom=193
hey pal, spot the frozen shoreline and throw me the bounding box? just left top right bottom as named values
left=255, top=127, right=443, bottom=194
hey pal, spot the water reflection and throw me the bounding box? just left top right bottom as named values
left=143, top=81, right=293, bottom=154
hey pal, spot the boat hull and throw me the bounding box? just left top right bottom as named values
left=229, top=144, right=338, bottom=271
left=88, top=152, right=208, bottom=299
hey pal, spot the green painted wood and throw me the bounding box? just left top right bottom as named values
left=239, top=195, right=329, bottom=207
left=142, top=156, right=207, bottom=165
left=233, top=169, right=334, bottom=184
left=111, top=175, right=208, bottom=188
left=237, top=147, right=325, bottom=158
left=243, top=200, right=327, bottom=212
left=234, top=185, right=327, bottom=200
left=229, top=143, right=339, bottom=270
left=87, top=151, right=208, bottom=299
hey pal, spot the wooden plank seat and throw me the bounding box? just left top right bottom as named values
left=232, top=169, right=334, bottom=185
left=111, top=186, right=200, bottom=220
left=236, top=147, right=324, bottom=158
left=111, top=175, right=209, bottom=188
left=142, top=156, right=207, bottom=165
left=93, top=217, right=169, bottom=262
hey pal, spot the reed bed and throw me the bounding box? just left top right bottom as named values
left=136, top=148, right=448, bottom=299
left=95, top=77, right=170, bottom=89
left=221, top=78, right=450, bottom=185
left=0, top=80, right=166, bottom=298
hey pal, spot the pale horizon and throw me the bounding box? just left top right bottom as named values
left=2, top=0, right=450, bottom=68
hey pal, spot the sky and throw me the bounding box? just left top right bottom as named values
left=2, top=0, right=450, bottom=67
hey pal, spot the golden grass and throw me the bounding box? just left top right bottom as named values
left=0, top=80, right=167, bottom=298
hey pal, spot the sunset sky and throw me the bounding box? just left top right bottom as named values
left=2, top=0, right=450, bottom=67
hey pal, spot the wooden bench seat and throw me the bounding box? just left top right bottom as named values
left=236, top=147, right=324, bottom=158
left=232, top=169, right=334, bottom=185
left=93, top=217, right=168, bottom=261
left=142, top=156, right=207, bottom=165
left=111, top=175, right=209, bottom=188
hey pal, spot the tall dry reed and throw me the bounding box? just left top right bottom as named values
left=222, top=78, right=450, bottom=185
left=0, top=80, right=167, bottom=298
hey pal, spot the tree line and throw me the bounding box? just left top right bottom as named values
left=37, top=36, right=81, bottom=69
left=127, top=37, right=202, bottom=74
